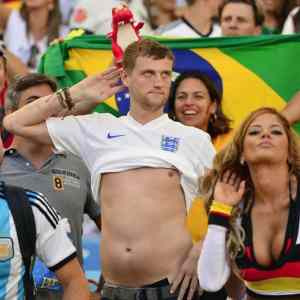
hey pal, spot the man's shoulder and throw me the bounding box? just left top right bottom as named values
left=23, top=188, right=60, bottom=228
left=22, top=188, right=48, bottom=205
left=56, top=112, right=118, bottom=129
left=157, top=19, right=185, bottom=36
left=167, top=119, right=211, bottom=138
left=0, top=183, right=52, bottom=219
left=76, top=112, right=116, bottom=121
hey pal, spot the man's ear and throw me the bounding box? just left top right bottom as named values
left=210, top=101, right=217, bottom=115
left=120, top=69, right=129, bottom=87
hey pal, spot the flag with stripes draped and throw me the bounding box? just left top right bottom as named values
left=39, top=33, right=300, bottom=132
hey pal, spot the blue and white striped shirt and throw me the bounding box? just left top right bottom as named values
left=0, top=186, right=76, bottom=300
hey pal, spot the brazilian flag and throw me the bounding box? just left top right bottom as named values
left=39, top=33, right=300, bottom=132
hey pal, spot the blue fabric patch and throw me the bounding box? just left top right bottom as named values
left=33, top=259, right=62, bottom=291
left=160, top=135, right=180, bottom=152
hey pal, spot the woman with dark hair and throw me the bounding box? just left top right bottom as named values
left=198, top=107, right=300, bottom=298
left=0, top=0, right=69, bottom=71
left=169, top=71, right=232, bottom=152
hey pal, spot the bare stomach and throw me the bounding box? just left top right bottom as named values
left=99, top=167, right=193, bottom=286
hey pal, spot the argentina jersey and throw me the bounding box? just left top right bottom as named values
left=0, top=185, right=61, bottom=300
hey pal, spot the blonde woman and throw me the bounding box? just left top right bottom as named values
left=198, top=107, right=300, bottom=298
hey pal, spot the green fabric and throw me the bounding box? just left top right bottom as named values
left=262, top=26, right=281, bottom=35
left=38, top=33, right=300, bottom=131
left=221, top=34, right=300, bottom=100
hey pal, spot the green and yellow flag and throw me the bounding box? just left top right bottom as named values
left=39, top=33, right=300, bottom=132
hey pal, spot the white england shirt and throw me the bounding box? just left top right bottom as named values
left=47, top=113, right=216, bottom=211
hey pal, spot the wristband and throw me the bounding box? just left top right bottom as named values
left=209, top=201, right=233, bottom=228
left=62, top=87, right=74, bottom=111
left=56, top=88, right=74, bottom=111
left=210, top=201, right=233, bottom=216
left=56, top=89, right=67, bottom=109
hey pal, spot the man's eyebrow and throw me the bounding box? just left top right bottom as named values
left=24, top=95, right=40, bottom=102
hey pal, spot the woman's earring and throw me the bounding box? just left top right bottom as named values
left=240, top=157, right=245, bottom=165
left=210, top=113, right=217, bottom=124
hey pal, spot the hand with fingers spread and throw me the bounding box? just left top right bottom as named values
left=214, top=170, right=246, bottom=206
left=171, top=241, right=202, bottom=300
left=71, top=66, right=125, bottom=105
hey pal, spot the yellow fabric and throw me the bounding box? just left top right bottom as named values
left=3, top=1, right=20, bottom=9
left=193, top=48, right=285, bottom=130
left=186, top=197, right=208, bottom=243
left=64, top=48, right=118, bottom=111
left=246, top=278, right=300, bottom=293
left=210, top=201, right=233, bottom=215
left=213, top=130, right=234, bottom=152
left=186, top=133, right=234, bottom=242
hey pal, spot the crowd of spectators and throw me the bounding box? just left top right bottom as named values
left=0, top=0, right=298, bottom=73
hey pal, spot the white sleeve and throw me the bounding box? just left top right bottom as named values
left=46, top=115, right=86, bottom=158
left=29, top=191, right=76, bottom=270
left=196, top=132, right=216, bottom=175
left=198, top=225, right=231, bottom=292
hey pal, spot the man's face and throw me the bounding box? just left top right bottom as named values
left=221, top=3, right=261, bottom=36
left=122, top=56, right=173, bottom=112
left=17, top=83, right=54, bottom=109
left=155, top=0, right=176, bottom=12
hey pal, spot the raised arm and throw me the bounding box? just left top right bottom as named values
left=3, top=67, right=124, bottom=145
left=198, top=171, right=245, bottom=292
left=281, top=91, right=300, bottom=125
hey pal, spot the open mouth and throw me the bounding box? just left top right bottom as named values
left=183, top=110, right=197, bottom=116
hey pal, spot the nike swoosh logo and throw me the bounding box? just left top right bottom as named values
left=107, top=133, right=126, bottom=139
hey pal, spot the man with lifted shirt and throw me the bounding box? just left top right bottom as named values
left=4, top=39, right=216, bottom=300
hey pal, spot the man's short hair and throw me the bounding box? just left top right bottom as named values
left=219, top=0, right=264, bottom=26
left=185, top=0, right=196, bottom=5
left=9, top=73, right=58, bottom=109
left=123, top=39, right=174, bottom=73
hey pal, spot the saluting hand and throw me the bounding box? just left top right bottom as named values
left=71, top=66, right=125, bottom=105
